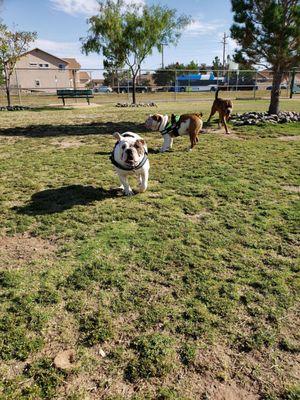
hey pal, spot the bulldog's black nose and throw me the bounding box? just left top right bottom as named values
left=126, top=148, right=133, bottom=159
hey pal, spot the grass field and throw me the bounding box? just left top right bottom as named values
left=0, top=98, right=299, bottom=399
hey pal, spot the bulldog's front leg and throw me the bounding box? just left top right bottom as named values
left=138, top=169, right=149, bottom=193
left=118, top=174, right=134, bottom=196
left=160, top=134, right=173, bottom=152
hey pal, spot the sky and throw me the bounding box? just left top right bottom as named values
left=1, top=0, right=237, bottom=71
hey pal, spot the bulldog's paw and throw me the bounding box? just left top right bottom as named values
left=124, top=189, right=134, bottom=196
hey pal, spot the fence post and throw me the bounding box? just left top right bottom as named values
left=174, top=69, right=177, bottom=102
left=216, top=69, right=219, bottom=100
left=254, top=70, right=257, bottom=100
left=289, top=68, right=296, bottom=99
left=15, top=68, right=22, bottom=106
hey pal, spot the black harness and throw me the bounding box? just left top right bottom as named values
left=110, top=143, right=148, bottom=171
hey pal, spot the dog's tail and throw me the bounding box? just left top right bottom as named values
left=215, top=88, right=220, bottom=100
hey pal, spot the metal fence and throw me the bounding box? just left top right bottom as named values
left=1, top=67, right=299, bottom=107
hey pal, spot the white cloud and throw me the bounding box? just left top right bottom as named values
left=185, top=19, right=224, bottom=36
left=50, top=0, right=145, bottom=16
left=35, top=39, right=80, bottom=56
left=227, top=37, right=239, bottom=52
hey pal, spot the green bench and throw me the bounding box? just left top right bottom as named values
left=57, top=89, right=94, bottom=106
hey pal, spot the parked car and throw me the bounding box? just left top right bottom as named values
left=266, top=84, right=287, bottom=90
left=95, top=85, right=113, bottom=93
left=168, top=86, right=185, bottom=92
left=114, top=85, right=149, bottom=93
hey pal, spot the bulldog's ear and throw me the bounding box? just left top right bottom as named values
left=135, top=139, right=145, bottom=146
left=113, top=132, right=122, bottom=142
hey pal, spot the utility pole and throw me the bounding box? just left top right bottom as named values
left=220, top=33, right=229, bottom=71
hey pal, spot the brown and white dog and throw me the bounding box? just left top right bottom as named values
left=206, top=89, right=233, bottom=134
left=145, top=113, right=203, bottom=152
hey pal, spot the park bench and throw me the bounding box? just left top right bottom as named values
left=57, top=89, right=94, bottom=106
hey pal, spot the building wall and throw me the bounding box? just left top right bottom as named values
left=10, top=49, right=71, bottom=93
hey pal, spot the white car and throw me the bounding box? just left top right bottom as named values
left=97, top=86, right=113, bottom=93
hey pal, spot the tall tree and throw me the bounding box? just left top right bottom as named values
left=231, top=0, right=300, bottom=114
left=0, top=24, right=36, bottom=106
left=82, top=0, right=190, bottom=104
left=212, top=56, right=222, bottom=72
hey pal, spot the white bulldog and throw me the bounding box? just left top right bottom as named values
left=111, top=132, right=149, bottom=196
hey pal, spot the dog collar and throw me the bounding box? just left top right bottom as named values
left=110, top=147, right=148, bottom=171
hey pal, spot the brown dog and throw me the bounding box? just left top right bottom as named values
left=207, top=89, right=233, bottom=134
left=171, top=113, right=203, bottom=151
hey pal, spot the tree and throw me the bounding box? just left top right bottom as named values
left=199, top=63, right=207, bottom=73
left=82, top=0, right=190, bottom=103
left=212, top=56, right=222, bottom=72
left=0, top=24, right=36, bottom=106
left=103, top=59, right=128, bottom=92
left=153, top=61, right=200, bottom=87
left=231, top=0, right=300, bottom=114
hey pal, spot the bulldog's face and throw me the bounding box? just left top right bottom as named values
left=113, top=132, right=145, bottom=167
left=145, top=114, right=165, bottom=131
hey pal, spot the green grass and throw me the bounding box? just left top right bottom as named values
left=0, top=99, right=299, bottom=399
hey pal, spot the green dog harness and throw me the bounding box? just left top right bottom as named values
left=161, top=115, right=180, bottom=137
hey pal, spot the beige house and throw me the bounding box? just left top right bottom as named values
left=10, top=48, right=89, bottom=93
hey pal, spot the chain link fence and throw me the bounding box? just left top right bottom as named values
left=1, top=67, right=299, bottom=107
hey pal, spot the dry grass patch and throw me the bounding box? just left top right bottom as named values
left=50, top=138, right=86, bottom=149
left=278, top=135, right=300, bottom=141
left=0, top=234, right=57, bottom=270
left=282, top=185, right=300, bottom=193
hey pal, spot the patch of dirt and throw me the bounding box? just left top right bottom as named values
left=185, top=210, right=210, bottom=222
left=48, top=103, right=103, bottom=109
left=222, top=133, right=244, bottom=140
left=148, top=192, right=162, bottom=198
left=278, top=135, right=300, bottom=141
left=75, top=114, right=99, bottom=119
left=202, top=128, right=244, bottom=139
left=283, top=185, right=300, bottom=193
left=206, top=382, right=258, bottom=400
left=50, top=139, right=85, bottom=149
left=0, top=233, right=57, bottom=269
left=54, top=349, right=76, bottom=370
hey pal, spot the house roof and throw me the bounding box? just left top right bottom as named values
left=79, top=71, right=91, bottom=81
left=258, top=69, right=300, bottom=82
left=22, top=48, right=68, bottom=64
left=63, top=58, right=81, bottom=69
